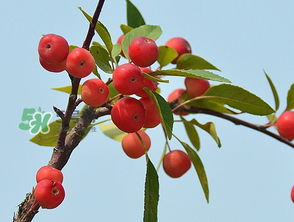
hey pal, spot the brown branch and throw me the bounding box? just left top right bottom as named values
left=177, top=105, right=294, bottom=148
left=82, top=0, right=106, bottom=50
left=13, top=1, right=107, bottom=221
left=53, top=106, right=64, bottom=119
left=75, top=98, right=83, bottom=107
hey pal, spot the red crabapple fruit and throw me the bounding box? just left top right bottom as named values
left=139, top=97, right=161, bottom=128
left=81, top=79, right=109, bottom=107
left=276, top=111, right=294, bottom=140
left=39, top=57, right=66, bottom=73
left=165, top=37, right=191, bottom=63
left=291, top=186, right=294, bottom=203
left=128, top=36, right=159, bottom=67
left=167, top=88, right=189, bottom=116
left=36, top=166, right=63, bottom=184
left=38, top=34, right=69, bottom=64
left=111, top=97, right=145, bottom=133
left=66, top=47, right=95, bottom=78
left=163, top=150, right=191, bottom=178
left=34, top=179, right=65, bottom=209
left=121, top=130, right=151, bottom=158
left=112, top=63, right=144, bottom=95
left=184, top=77, right=210, bottom=98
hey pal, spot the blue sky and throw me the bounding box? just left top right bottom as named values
left=1, top=0, right=294, bottom=221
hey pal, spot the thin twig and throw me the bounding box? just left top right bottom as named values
left=183, top=106, right=294, bottom=148
left=53, top=106, right=64, bottom=119
left=106, top=78, right=113, bottom=85
left=75, top=98, right=83, bottom=107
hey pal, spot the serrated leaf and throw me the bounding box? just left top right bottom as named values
left=146, top=90, right=174, bottom=139
left=122, top=25, right=162, bottom=59
left=52, top=85, right=82, bottom=95
left=30, top=119, right=92, bottom=147
left=143, top=158, right=159, bottom=222
left=126, top=0, right=145, bottom=28
left=157, top=46, right=178, bottom=67
left=120, top=24, right=133, bottom=34
left=90, top=45, right=113, bottom=74
left=173, top=135, right=209, bottom=202
left=152, top=69, right=230, bottom=83
left=204, top=84, right=275, bottom=115
left=99, top=122, right=126, bottom=142
left=286, top=84, right=294, bottom=111
left=181, top=117, right=200, bottom=150
left=190, top=119, right=221, bottom=147
left=189, top=99, right=240, bottom=114
left=176, top=54, right=220, bottom=71
left=78, top=7, right=113, bottom=52
left=264, top=71, right=279, bottom=111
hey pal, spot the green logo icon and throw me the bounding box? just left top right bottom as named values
left=19, top=108, right=52, bottom=135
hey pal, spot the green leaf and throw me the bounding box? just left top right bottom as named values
left=78, top=7, right=113, bottom=52
left=143, top=158, right=159, bottom=222
left=152, top=69, right=230, bottom=83
left=143, top=73, right=169, bottom=83
left=92, top=65, right=101, bottom=79
left=126, top=0, right=146, bottom=28
left=122, top=25, right=162, bottom=59
left=286, top=84, right=294, bottom=111
left=176, top=54, right=220, bottom=71
left=264, top=71, right=279, bottom=111
left=189, top=99, right=240, bottom=114
left=108, top=82, right=120, bottom=98
left=146, top=90, right=174, bottom=139
left=120, top=24, right=133, bottom=34
left=69, top=45, right=78, bottom=52
left=111, top=43, right=122, bottom=60
left=267, top=113, right=277, bottom=124
left=157, top=46, right=178, bottom=67
left=90, top=45, right=113, bottom=74
left=99, top=122, right=126, bottom=142
left=190, top=119, right=221, bottom=147
left=30, top=119, right=92, bottom=146
left=173, top=135, right=209, bottom=202
left=204, top=84, right=275, bottom=115
left=52, top=85, right=82, bottom=95
left=181, top=117, right=200, bottom=150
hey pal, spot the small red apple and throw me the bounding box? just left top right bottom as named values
left=163, top=150, right=191, bottom=178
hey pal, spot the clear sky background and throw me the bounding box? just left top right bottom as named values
left=1, top=0, right=294, bottom=221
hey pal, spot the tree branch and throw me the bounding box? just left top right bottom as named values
left=177, top=105, right=294, bottom=148
left=13, top=1, right=106, bottom=221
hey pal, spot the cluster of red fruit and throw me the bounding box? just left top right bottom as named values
left=37, top=34, right=211, bottom=179
left=33, top=166, right=65, bottom=209
left=38, top=34, right=95, bottom=77
left=115, top=36, right=196, bottom=177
